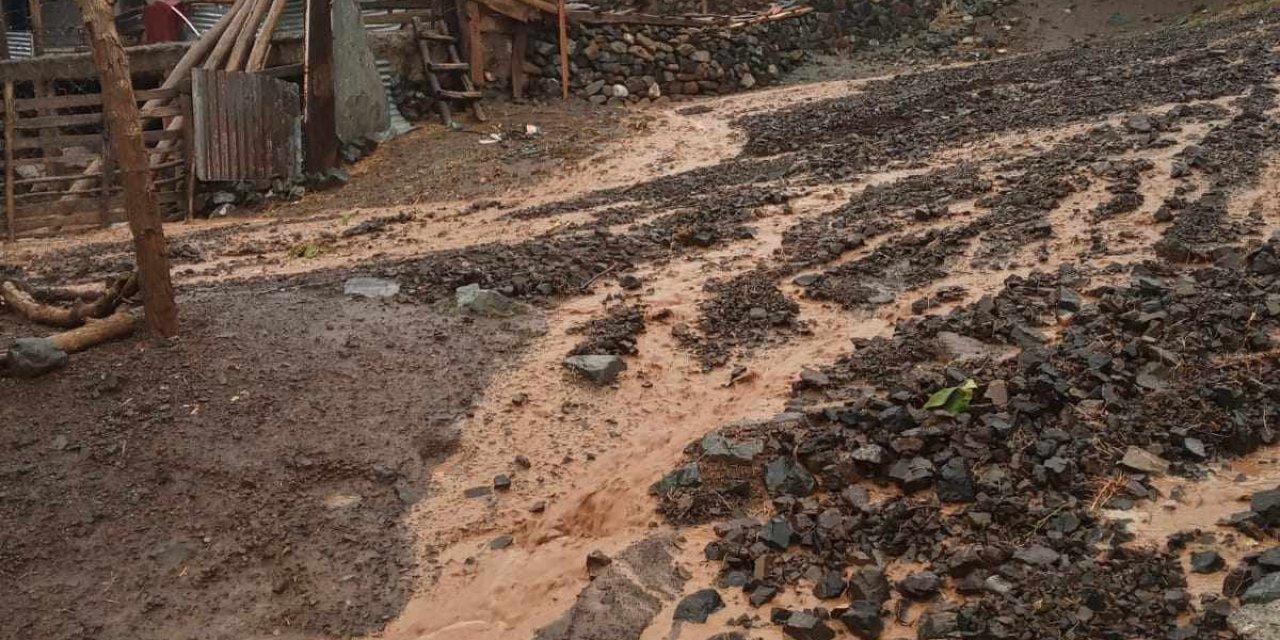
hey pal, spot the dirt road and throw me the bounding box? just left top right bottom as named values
left=3, top=3, right=1280, bottom=640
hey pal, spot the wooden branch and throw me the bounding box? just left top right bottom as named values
left=557, top=0, right=568, bottom=99
left=0, top=272, right=137, bottom=328
left=48, top=309, right=138, bottom=354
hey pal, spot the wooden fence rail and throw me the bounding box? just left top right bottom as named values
left=1, top=82, right=194, bottom=240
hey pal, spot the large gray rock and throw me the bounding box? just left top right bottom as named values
left=331, top=0, right=390, bottom=142
left=456, top=284, right=526, bottom=317
left=1231, top=600, right=1280, bottom=640
left=1243, top=574, right=1280, bottom=605
left=6, top=338, right=68, bottom=378
left=564, top=355, right=626, bottom=385
left=1119, top=446, right=1170, bottom=475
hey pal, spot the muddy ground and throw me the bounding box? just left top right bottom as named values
left=3, top=1, right=1280, bottom=640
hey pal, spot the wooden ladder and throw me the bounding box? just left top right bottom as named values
left=411, top=17, right=487, bottom=127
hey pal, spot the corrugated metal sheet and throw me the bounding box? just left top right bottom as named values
left=376, top=58, right=413, bottom=135
left=186, top=4, right=230, bottom=38
left=5, top=32, right=34, bottom=59
left=192, top=69, right=300, bottom=181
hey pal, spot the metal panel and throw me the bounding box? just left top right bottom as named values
left=192, top=69, right=300, bottom=181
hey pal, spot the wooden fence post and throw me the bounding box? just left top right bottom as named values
left=180, top=92, right=195, bottom=221
left=4, top=81, right=15, bottom=242
left=303, top=0, right=337, bottom=172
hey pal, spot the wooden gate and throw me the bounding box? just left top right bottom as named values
left=192, top=69, right=300, bottom=182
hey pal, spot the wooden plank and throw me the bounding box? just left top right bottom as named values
left=12, top=105, right=183, bottom=130
left=257, top=63, right=304, bottom=78
left=11, top=128, right=183, bottom=150
left=362, top=9, right=435, bottom=24
left=14, top=87, right=181, bottom=111
left=304, top=0, right=338, bottom=172
left=438, top=89, right=481, bottom=99
left=4, top=82, right=14, bottom=242
left=12, top=192, right=185, bottom=231
left=0, top=43, right=191, bottom=84
left=8, top=158, right=183, bottom=185
left=180, top=93, right=196, bottom=221
left=509, top=0, right=555, bottom=15
left=359, top=0, right=434, bottom=9
left=566, top=11, right=722, bottom=27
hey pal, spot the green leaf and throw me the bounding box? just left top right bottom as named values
left=924, top=378, right=978, bottom=416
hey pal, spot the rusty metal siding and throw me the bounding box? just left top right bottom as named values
left=192, top=69, right=300, bottom=182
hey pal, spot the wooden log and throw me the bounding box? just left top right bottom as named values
left=48, top=310, right=138, bottom=354
left=247, top=0, right=290, bottom=71
left=227, top=0, right=272, bottom=71
left=74, top=0, right=179, bottom=337
left=205, top=0, right=254, bottom=70
left=0, top=273, right=137, bottom=327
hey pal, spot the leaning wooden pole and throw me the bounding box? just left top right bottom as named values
left=72, top=0, right=179, bottom=337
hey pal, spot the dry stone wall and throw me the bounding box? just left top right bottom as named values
left=527, top=0, right=1008, bottom=103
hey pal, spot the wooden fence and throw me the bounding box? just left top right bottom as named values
left=0, top=83, right=194, bottom=240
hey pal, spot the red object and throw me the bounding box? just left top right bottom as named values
left=144, top=1, right=185, bottom=44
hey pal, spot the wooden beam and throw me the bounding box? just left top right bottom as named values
left=28, top=0, right=45, bottom=56
left=511, top=22, right=527, bottom=100
left=566, top=10, right=723, bottom=27
left=303, top=0, right=337, bottom=172
left=464, top=0, right=484, bottom=87
left=73, top=0, right=179, bottom=337
left=0, top=43, right=191, bottom=84
left=557, top=0, right=568, bottom=99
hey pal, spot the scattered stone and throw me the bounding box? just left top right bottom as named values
left=489, top=535, right=514, bottom=550
left=936, top=457, right=975, bottom=503
left=764, top=457, right=817, bottom=497
left=760, top=517, right=794, bottom=550
left=563, top=354, right=627, bottom=385
left=673, top=588, right=724, bottom=623
left=838, top=600, right=883, bottom=639
left=1119, top=446, right=1170, bottom=475
left=1014, top=545, right=1061, bottom=567
left=456, top=283, right=526, bottom=317
left=586, top=550, right=612, bottom=576
left=749, top=584, right=779, bottom=607
left=650, top=463, right=701, bottom=494
left=5, top=338, right=68, bottom=379
left=494, top=474, right=512, bottom=491
left=847, top=567, right=891, bottom=605
left=1243, top=574, right=1280, bottom=605
left=918, top=608, right=958, bottom=639
left=813, top=570, right=845, bottom=599
left=1190, top=550, right=1225, bottom=573
left=1251, top=489, right=1280, bottom=527
left=343, top=276, right=400, bottom=298
left=701, top=433, right=763, bottom=463
left=895, top=571, right=941, bottom=600
left=887, top=457, right=935, bottom=493
left=783, top=611, right=836, bottom=640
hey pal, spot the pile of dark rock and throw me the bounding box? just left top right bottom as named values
left=653, top=233, right=1280, bottom=638
left=678, top=269, right=807, bottom=369
left=527, top=14, right=828, bottom=103
left=568, top=303, right=647, bottom=356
